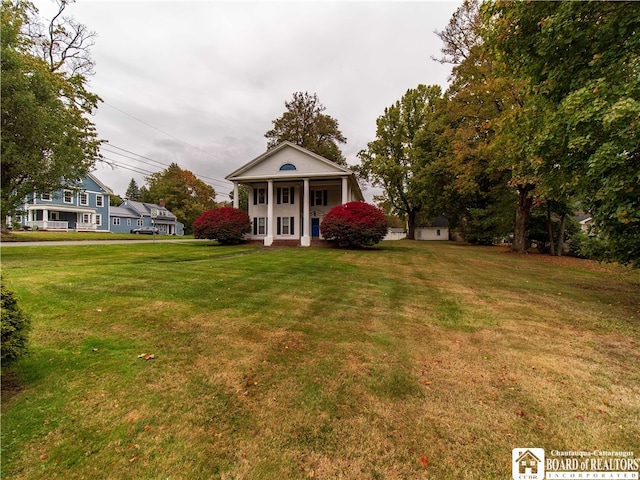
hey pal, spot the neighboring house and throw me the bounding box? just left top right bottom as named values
left=110, top=199, right=184, bottom=235
left=384, top=228, right=407, bottom=241
left=226, top=141, right=363, bottom=246
left=575, top=211, right=593, bottom=234
left=415, top=216, right=449, bottom=241
left=17, top=173, right=112, bottom=232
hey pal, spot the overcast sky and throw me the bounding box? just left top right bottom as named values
left=33, top=0, right=461, bottom=202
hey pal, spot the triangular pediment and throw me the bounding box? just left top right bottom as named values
left=226, top=142, right=353, bottom=181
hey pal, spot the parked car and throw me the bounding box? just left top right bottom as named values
left=130, top=226, right=159, bottom=235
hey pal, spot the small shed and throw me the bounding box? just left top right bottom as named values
left=415, top=217, right=449, bottom=241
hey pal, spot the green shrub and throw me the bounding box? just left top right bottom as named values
left=1, top=279, right=31, bottom=366
left=321, top=201, right=388, bottom=248
left=569, top=231, right=609, bottom=261
left=193, top=207, right=251, bottom=245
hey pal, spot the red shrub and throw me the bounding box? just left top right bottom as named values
left=193, top=207, right=251, bottom=244
left=321, top=201, right=388, bottom=248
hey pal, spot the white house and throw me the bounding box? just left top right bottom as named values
left=226, top=142, right=363, bottom=247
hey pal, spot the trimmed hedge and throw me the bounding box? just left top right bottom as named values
left=321, top=201, right=388, bottom=248
left=193, top=207, right=251, bottom=245
left=1, top=279, right=31, bottom=366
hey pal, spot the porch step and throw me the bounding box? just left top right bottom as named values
left=269, top=239, right=302, bottom=247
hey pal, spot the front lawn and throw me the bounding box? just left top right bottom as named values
left=1, top=241, right=638, bottom=479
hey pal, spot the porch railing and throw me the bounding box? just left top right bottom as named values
left=75, top=222, right=97, bottom=231
left=26, top=221, right=69, bottom=231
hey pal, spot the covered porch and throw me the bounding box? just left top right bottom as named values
left=25, top=205, right=100, bottom=232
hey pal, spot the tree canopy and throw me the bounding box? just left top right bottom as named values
left=356, top=84, right=445, bottom=239
left=140, top=163, right=217, bottom=234
left=265, top=92, right=347, bottom=165
left=1, top=0, right=102, bottom=225
left=357, top=0, right=639, bottom=264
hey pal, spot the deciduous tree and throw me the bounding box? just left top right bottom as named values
left=486, top=1, right=640, bottom=264
left=357, top=85, right=444, bottom=239
left=1, top=0, right=102, bottom=227
left=265, top=92, right=347, bottom=165
left=140, top=163, right=217, bottom=234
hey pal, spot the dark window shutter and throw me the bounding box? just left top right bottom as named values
left=253, top=217, right=257, bottom=235
left=290, top=187, right=295, bottom=205
left=277, top=217, right=281, bottom=235
left=253, top=189, right=257, bottom=205
left=277, top=188, right=281, bottom=204
left=310, top=190, right=315, bottom=207
left=323, top=190, right=328, bottom=206
left=291, top=217, right=295, bottom=235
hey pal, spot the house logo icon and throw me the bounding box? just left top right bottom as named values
left=512, top=448, right=545, bottom=480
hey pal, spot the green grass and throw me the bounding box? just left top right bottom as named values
left=1, top=231, right=194, bottom=242
left=1, top=241, right=639, bottom=479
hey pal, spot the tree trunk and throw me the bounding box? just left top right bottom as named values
left=407, top=210, right=417, bottom=240
left=512, top=184, right=534, bottom=253
left=546, top=205, right=556, bottom=256
left=557, top=213, right=567, bottom=256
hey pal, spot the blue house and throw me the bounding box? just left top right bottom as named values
left=18, top=173, right=112, bottom=232
left=110, top=199, right=184, bottom=235
left=13, top=173, right=184, bottom=235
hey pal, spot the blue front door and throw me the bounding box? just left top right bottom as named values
left=311, top=218, right=320, bottom=238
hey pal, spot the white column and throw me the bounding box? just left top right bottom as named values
left=42, top=209, right=48, bottom=229
left=301, top=178, right=311, bottom=247
left=265, top=180, right=274, bottom=246
left=341, top=177, right=349, bottom=204
left=232, top=182, right=239, bottom=209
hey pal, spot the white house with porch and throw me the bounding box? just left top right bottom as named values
left=226, top=142, right=363, bottom=247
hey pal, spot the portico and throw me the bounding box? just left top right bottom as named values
left=226, top=142, right=363, bottom=246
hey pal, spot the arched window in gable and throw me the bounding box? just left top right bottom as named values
left=279, top=163, right=297, bottom=171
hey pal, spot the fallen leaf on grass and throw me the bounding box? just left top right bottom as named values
left=421, top=456, right=429, bottom=468
left=517, top=410, right=526, bottom=417
left=137, top=353, right=155, bottom=360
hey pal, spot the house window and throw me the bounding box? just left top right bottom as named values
left=41, top=193, right=52, bottom=201
left=253, top=217, right=267, bottom=235
left=50, top=212, right=60, bottom=221
left=253, top=188, right=267, bottom=205
left=311, top=190, right=328, bottom=207
left=82, top=213, right=91, bottom=223
left=277, top=217, right=295, bottom=236
left=277, top=187, right=295, bottom=205
left=79, top=192, right=88, bottom=206
left=113, top=218, right=120, bottom=225
left=96, top=195, right=103, bottom=207
left=127, top=218, right=131, bottom=226
left=279, top=163, right=297, bottom=171
left=95, top=214, right=102, bottom=226
left=437, top=229, right=441, bottom=236
left=63, top=190, right=73, bottom=203
left=137, top=219, right=144, bottom=226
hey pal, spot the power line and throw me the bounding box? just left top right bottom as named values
left=103, top=143, right=233, bottom=190
left=103, top=101, right=224, bottom=163
left=101, top=156, right=232, bottom=199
